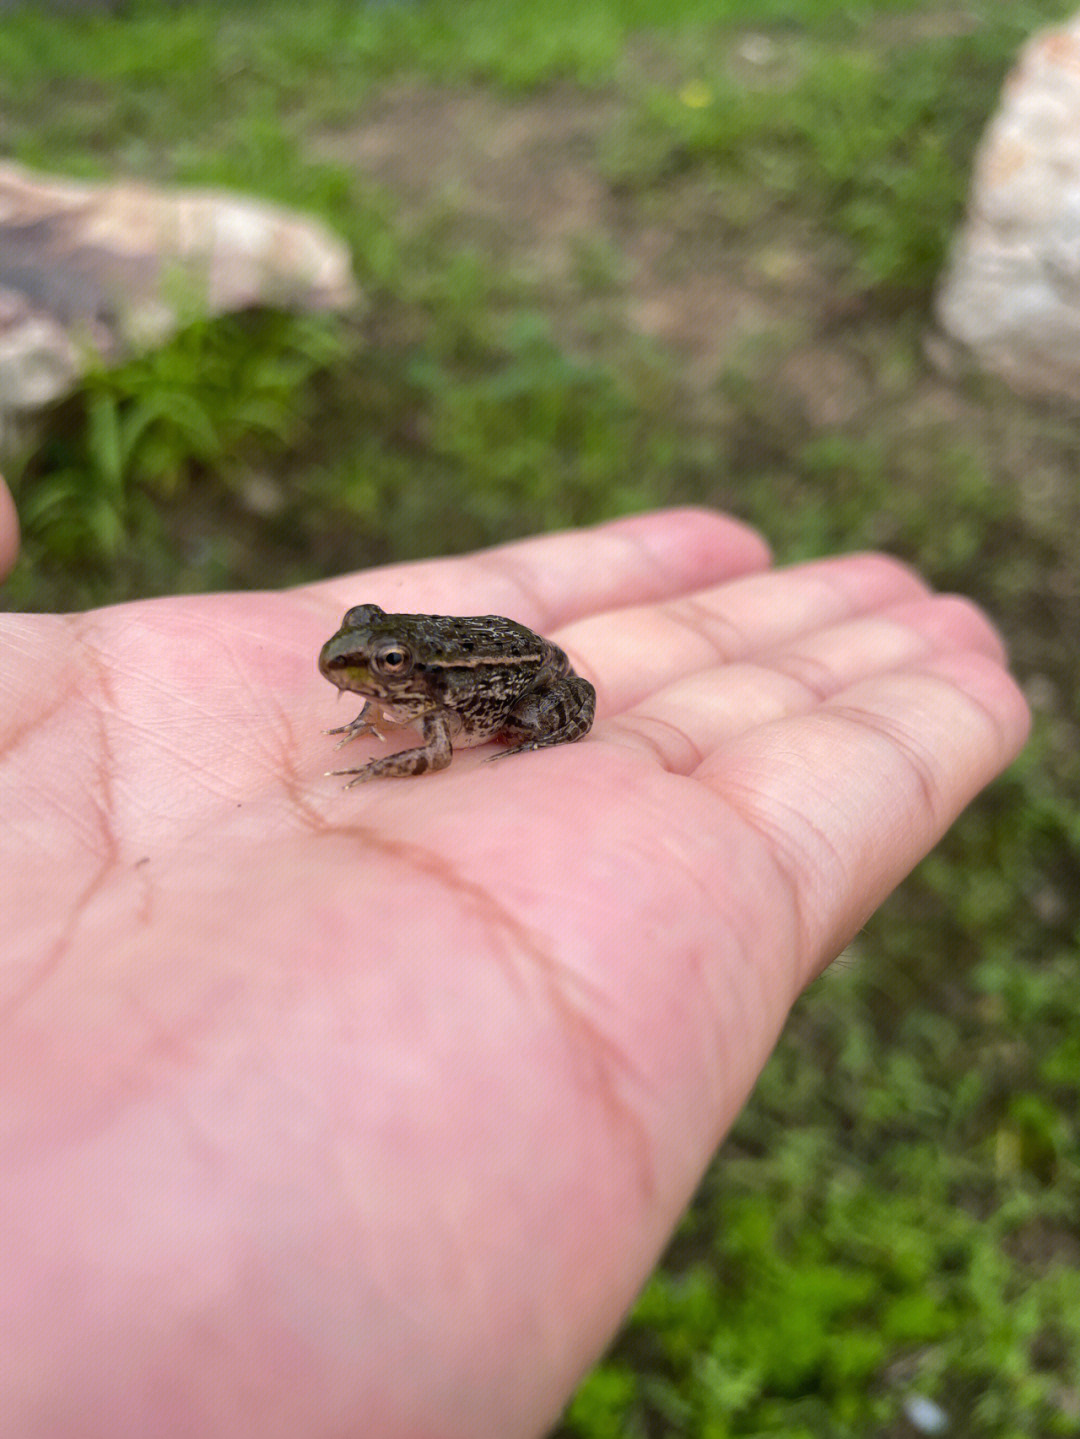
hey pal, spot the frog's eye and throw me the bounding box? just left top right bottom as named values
left=374, top=642, right=412, bottom=676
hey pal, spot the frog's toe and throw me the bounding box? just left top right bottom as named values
left=326, top=763, right=379, bottom=786
left=325, top=722, right=385, bottom=745
left=482, top=743, right=534, bottom=763
left=341, top=770, right=379, bottom=788
left=335, top=728, right=385, bottom=747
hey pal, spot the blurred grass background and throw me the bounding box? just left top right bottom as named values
left=2, top=1, right=1078, bottom=1434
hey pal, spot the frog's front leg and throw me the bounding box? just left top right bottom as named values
left=324, top=698, right=385, bottom=747
left=330, top=712, right=455, bottom=785
left=489, top=674, right=596, bottom=760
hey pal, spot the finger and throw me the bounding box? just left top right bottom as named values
left=603, top=593, right=1010, bottom=768
left=759, top=593, right=1008, bottom=686
left=0, top=476, right=19, bottom=581
left=566, top=551, right=932, bottom=714
left=306, top=507, right=771, bottom=631
left=699, top=648, right=1030, bottom=997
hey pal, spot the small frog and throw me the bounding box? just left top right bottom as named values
left=318, top=603, right=596, bottom=783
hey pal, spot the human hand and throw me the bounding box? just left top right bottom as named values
left=0, top=487, right=1029, bottom=1438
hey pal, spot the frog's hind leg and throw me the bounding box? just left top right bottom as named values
left=486, top=675, right=596, bottom=761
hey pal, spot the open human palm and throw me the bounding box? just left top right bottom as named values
left=0, top=498, right=1028, bottom=1439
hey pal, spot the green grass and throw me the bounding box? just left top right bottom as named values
left=4, top=0, right=1080, bottom=1433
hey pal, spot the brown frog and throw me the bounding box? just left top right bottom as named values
left=318, top=604, right=596, bottom=783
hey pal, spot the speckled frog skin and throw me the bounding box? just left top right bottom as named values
left=318, top=604, right=596, bottom=783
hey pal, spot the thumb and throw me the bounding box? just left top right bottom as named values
left=0, top=477, right=20, bottom=581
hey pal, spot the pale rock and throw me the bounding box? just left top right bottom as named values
left=0, top=161, right=359, bottom=457
left=937, top=17, right=1080, bottom=402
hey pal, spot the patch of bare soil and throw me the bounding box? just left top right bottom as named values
left=312, top=79, right=844, bottom=400
left=317, top=85, right=618, bottom=263
left=309, top=58, right=965, bottom=432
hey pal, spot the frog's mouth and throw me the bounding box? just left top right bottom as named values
left=318, top=648, right=376, bottom=694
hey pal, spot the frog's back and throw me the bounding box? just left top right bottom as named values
left=410, top=613, right=546, bottom=666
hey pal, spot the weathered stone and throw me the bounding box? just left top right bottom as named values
left=936, top=16, right=1080, bottom=403
left=0, top=162, right=358, bottom=458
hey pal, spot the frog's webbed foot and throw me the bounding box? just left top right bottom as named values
left=485, top=674, right=596, bottom=762
left=324, top=702, right=386, bottom=747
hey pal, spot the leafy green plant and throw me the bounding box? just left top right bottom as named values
left=17, top=310, right=345, bottom=563
left=406, top=312, right=674, bottom=531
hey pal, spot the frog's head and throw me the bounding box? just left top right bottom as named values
left=319, top=603, right=418, bottom=699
